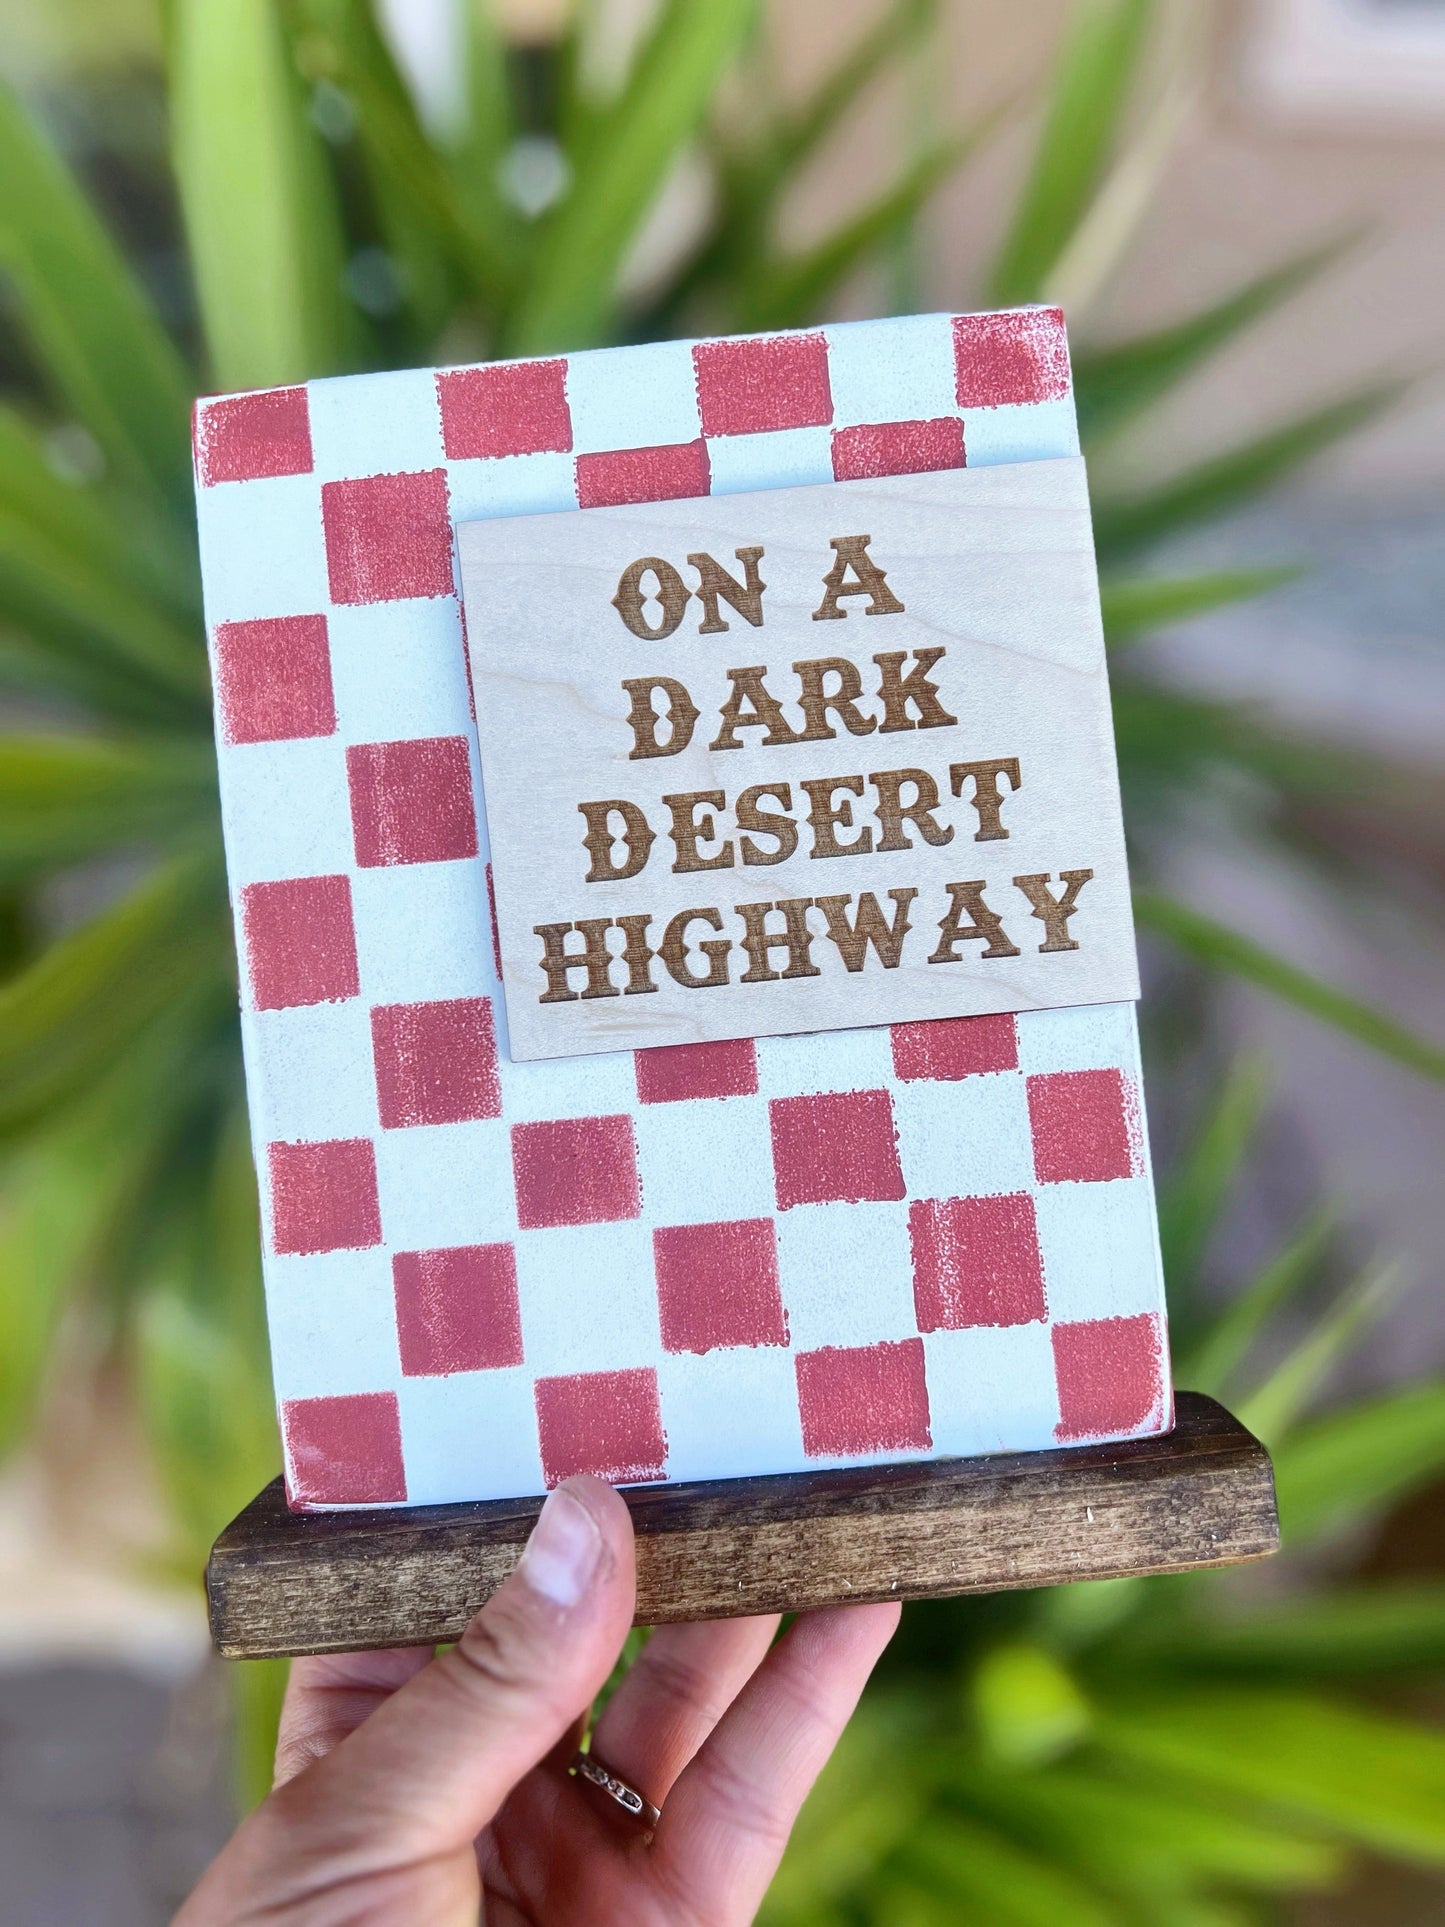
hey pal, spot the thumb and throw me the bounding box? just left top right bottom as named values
left=275, top=1474, right=636, bottom=1864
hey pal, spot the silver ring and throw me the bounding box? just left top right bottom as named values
left=572, top=1750, right=662, bottom=1829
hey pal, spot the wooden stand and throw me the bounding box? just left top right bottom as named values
left=207, top=1392, right=1276, bottom=1660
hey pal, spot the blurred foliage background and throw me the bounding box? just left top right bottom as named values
left=1, top=0, right=1443, bottom=1917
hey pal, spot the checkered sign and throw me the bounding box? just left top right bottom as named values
left=194, top=307, right=1171, bottom=1511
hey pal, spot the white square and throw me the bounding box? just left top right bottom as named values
left=923, top=1323, right=1061, bottom=1457
left=825, top=313, right=960, bottom=428
left=497, top=1044, right=639, bottom=1123
left=964, top=397, right=1078, bottom=467
left=248, top=1001, right=379, bottom=1142
left=218, top=737, right=356, bottom=885
left=705, top=426, right=833, bottom=494
left=353, top=859, right=498, bottom=1004
left=1033, top=1177, right=1165, bottom=1324
left=328, top=599, right=472, bottom=745
left=753, top=1025, right=896, bottom=1098
left=893, top=1068, right=1037, bottom=1200
left=374, top=1117, right=517, bottom=1249
left=265, top=1249, right=402, bottom=1402
left=1015, top=1001, right=1140, bottom=1077
left=633, top=1094, right=777, bottom=1226
left=566, top=340, right=701, bottom=453
left=198, top=474, right=330, bottom=623
left=399, top=1368, right=545, bottom=1505
left=658, top=1349, right=803, bottom=1483
left=775, top=1199, right=916, bottom=1349
left=308, top=367, right=445, bottom=480
left=447, top=451, right=578, bottom=520
left=514, top=1219, right=661, bottom=1376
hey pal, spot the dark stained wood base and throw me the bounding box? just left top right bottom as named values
left=207, top=1392, right=1277, bottom=1660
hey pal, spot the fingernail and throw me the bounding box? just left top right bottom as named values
left=520, top=1486, right=602, bottom=1608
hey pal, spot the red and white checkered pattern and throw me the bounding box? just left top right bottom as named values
left=194, top=308, right=1171, bottom=1510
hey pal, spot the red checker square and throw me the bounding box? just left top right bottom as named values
left=268, top=1138, right=382, bottom=1256
left=694, top=332, right=832, bottom=437
left=241, top=874, right=359, bottom=1011
left=347, top=735, right=478, bottom=868
left=575, top=439, right=710, bottom=509
left=769, top=1089, right=904, bottom=1210
left=437, top=359, right=572, bottom=460
left=653, top=1218, right=787, bottom=1355
left=1028, top=1069, right=1137, bottom=1184
left=535, top=1367, right=666, bottom=1486
left=1053, top=1313, right=1169, bottom=1442
left=634, top=1037, right=758, bottom=1105
left=371, top=996, right=501, bottom=1129
left=831, top=417, right=965, bottom=481
left=194, top=386, right=312, bottom=486
left=909, top=1193, right=1046, bottom=1331
left=512, top=1115, right=641, bottom=1230
left=282, top=1391, right=406, bottom=1507
left=953, top=308, right=1071, bottom=409
left=213, top=612, right=336, bottom=746
left=393, top=1243, right=523, bottom=1376
left=796, top=1339, right=931, bottom=1458
left=891, top=1013, right=1017, bottom=1082
left=322, top=468, right=454, bottom=604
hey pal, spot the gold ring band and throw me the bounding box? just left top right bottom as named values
left=572, top=1750, right=662, bottom=1829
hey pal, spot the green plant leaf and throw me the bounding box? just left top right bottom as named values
left=737, top=131, right=986, bottom=334
left=0, top=735, right=218, bottom=881
left=1155, top=1057, right=1269, bottom=1291
left=0, top=402, right=203, bottom=706
left=0, top=1123, right=119, bottom=1457
left=902, top=1813, right=1116, bottom=1927
left=1100, top=567, right=1300, bottom=646
left=0, top=627, right=198, bottom=730
left=0, top=505, right=209, bottom=712
left=988, top=0, right=1154, bottom=307
left=1237, top=1262, right=1399, bottom=1445
left=644, top=0, right=941, bottom=335
left=299, top=0, right=519, bottom=326
left=170, top=0, right=358, bottom=390
left=1094, top=381, right=1403, bottom=561
left=0, top=403, right=199, bottom=622
left=770, top=0, right=939, bottom=184
left=0, top=84, right=194, bottom=503
left=1272, top=1382, right=1445, bottom=1546
left=0, top=857, right=230, bottom=1136
left=1179, top=1209, right=1334, bottom=1397
left=228, top=1658, right=290, bottom=1812
left=448, top=0, right=521, bottom=273
left=966, top=1762, right=1342, bottom=1895
left=1134, top=891, right=1445, bottom=1082
left=1074, top=235, right=1358, bottom=444
left=0, top=1012, right=228, bottom=1459
left=1099, top=1690, right=1445, bottom=1864
left=509, top=0, right=760, bottom=353
left=1155, top=1585, right=1445, bottom=1677
left=972, top=1642, right=1092, bottom=1768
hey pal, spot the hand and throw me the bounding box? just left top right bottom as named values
left=179, top=1474, right=900, bottom=1924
